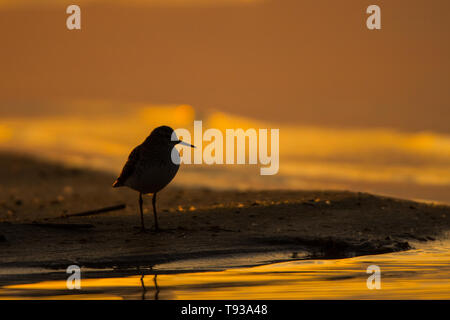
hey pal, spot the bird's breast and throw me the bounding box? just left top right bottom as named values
left=125, top=146, right=180, bottom=194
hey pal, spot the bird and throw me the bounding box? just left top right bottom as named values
left=113, top=126, right=195, bottom=232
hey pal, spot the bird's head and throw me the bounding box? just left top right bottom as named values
left=147, top=125, right=196, bottom=148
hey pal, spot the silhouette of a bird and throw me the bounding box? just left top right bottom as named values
left=113, top=126, right=195, bottom=232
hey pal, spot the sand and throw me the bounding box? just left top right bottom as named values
left=0, top=152, right=449, bottom=271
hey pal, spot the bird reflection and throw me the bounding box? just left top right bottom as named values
left=139, top=267, right=160, bottom=300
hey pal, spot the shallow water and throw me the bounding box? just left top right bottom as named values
left=1, top=240, right=449, bottom=300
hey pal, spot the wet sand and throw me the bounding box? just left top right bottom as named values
left=1, top=152, right=449, bottom=273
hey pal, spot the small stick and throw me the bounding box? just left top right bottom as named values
left=53, top=204, right=126, bottom=219
left=27, top=223, right=94, bottom=229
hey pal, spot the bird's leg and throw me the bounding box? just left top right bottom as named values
left=152, top=192, right=159, bottom=232
left=139, top=192, right=146, bottom=232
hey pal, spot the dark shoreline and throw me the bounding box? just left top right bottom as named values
left=0, top=152, right=449, bottom=284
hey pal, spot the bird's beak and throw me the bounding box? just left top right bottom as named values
left=177, top=140, right=196, bottom=148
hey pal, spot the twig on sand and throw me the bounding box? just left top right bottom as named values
left=23, top=204, right=126, bottom=229
left=54, top=204, right=126, bottom=219
left=27, top=223, right=95, bottom=229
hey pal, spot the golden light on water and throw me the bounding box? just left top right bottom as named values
left=0, top=104, right=195, bottom=169
left=2, top=242, right=450, bottom=299
left=1, top=103, right=449, bottom=202
left=139, top=104, right=195, bottom=128
left=0, top=124, right=12, bottom=143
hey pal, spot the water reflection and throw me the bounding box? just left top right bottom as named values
left=1, top=241, right=449, bottom=299
left=139, top=266, right=160, bottom=300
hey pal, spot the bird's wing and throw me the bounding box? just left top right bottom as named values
left=112, top=145, right=141, bottom=187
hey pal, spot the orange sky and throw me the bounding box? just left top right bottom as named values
left=0, top=0, right=449, bottom=132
